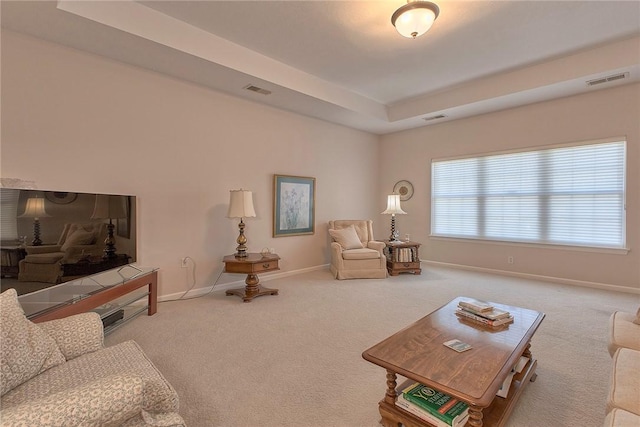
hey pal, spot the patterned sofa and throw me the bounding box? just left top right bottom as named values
left=0, top=288, right=185, bottom=426
left=604, top=307, right=640, bottom=427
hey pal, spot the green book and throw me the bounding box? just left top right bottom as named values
left=402, top=382, right=469, bottom=426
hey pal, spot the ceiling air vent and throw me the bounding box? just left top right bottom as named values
left=423, top=114, right=447, bottom=122
left=586, top=72, right=629, bottom=87
left=243, top=84, right=272, bottom=95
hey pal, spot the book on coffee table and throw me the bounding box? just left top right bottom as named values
left=458, top=298, right=493, bottom=313
left=402, top=382, right=469, bottom=426
left=396, top=393, right=468, bottom=427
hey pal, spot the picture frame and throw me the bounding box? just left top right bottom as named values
left=273, top=175, right=315, bottom=237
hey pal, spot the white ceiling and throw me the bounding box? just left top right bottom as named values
left=2, top=1, right=639, bottom=134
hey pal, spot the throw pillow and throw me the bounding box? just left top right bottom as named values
left=0, top=288, right=65, bottom=396
left=633, top=306, right=640, bottom=325
left=61, top=227, right=97, bottom=252
left=329, top=225, right=364, bottom=249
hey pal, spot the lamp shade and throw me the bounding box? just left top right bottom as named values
left=227, top=190, right=256, bottom=219
left=91, top=195, right=127, bottom=220
left=381, top=194, right=407, bottom=215
left=19, top=197, right=51, bottom=219
left=391, top=1, right=439, bottom=39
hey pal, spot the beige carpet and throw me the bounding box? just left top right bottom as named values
left=106, top=266, right=639, bottom=427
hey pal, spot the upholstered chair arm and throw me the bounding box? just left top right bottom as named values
left=37, top=312, right=104, bottom=360
left=0, top=375, right=144, bottom=427
left=330, top=242, right=345, bottom=268
left=25, top=245, right=62, bottom=255
left=367, top=240, right=385, bottom=256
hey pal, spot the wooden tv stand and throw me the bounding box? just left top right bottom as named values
left=20, top=267, right=157, bottom=333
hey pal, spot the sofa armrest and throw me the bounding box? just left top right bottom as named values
left=367, top=240, right=385, bottom=255
left=25, top=245, right=62, bottom=255
left=0, top=375, right=144, bottom=427
left=38, top=312, right=104, bottom=360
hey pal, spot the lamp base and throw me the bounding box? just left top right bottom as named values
left=31, top=219, right=42, bottom=246
left=103, top=220, right=118, bottom=259
left=235, top=218, right=248, bottom=258
left=388, top=214, right=400, bottom=242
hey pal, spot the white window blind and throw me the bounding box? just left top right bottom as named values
left=0, top=189, right=20, bottom=241
left=431, top=139, right=626, bottom=249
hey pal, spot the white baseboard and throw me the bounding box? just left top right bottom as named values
left=423, top=260, right=640, bottom=295
left=159, top=264, right=330, bottom=302
left=160, top=260, right=638, bottom=301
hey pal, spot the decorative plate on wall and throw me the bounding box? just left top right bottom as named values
left=45, top=192, right=78, bottom=204
left=393, top=180, right=414, bottom=201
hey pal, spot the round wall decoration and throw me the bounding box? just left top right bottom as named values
left=393, top=180, right=414, bottom=201
left=45, top=192, right=78, bottom=204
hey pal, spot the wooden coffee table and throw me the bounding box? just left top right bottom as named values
left=362, top=297, right=545, bottom=427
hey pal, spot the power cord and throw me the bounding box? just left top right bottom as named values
left=159, top=257, right=225, bottom=303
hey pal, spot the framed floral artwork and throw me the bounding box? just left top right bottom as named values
left=273, top=175, right=315, bottom=237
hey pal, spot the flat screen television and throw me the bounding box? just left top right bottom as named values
left=0, top=187, right=136, bottom=296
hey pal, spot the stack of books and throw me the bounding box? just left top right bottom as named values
left=396, top=382, right=469, bottom=427
left=455, top=299, right=514, bottom=327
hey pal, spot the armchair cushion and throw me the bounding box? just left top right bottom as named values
left=0, top=289, right=65, bottom=396
left=38, top=312, right=104, bottom=361
left=23, top=252, right=65, bottom=264
left=342, top=248, right=383, bottom=260
left=25, top=245, right=62, bottom=255
left=0, top=374, right=144, bottom=427
left=329, top=225, right=364, bottom=250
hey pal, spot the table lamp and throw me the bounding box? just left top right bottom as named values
left=91, top=195, right=127, bottom=259
left=227, top=189, right=256, bottom=258
left=381, top=194, right=406, bottom=242
left=19, top=197, right=51, bottom=246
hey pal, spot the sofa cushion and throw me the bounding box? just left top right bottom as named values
left=0, top=289, right=65, bottom=396
left=0, top=374, right=144, bottom=427
left=607, top=348, right=640, bottom=416
left=634, top=306, right=640, bottom=325
left=38, top=312, right=104, bottom=361
left=1, top=340, right=179, bottom=414
left=329, top=225, right=364, bottom=249
left=604, top=408, right=640, bottom=427
left=608, top=311, right=640, bottom=356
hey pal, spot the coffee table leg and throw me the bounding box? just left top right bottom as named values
left=468, top=405, right=484, bottom=427
left=385, top=370, right=397, bottom=405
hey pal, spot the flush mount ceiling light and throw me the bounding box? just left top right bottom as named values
left=391, top=1, right=440, bottom=39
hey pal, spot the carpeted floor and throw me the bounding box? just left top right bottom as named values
left=105, top=266, right=639, bottom=427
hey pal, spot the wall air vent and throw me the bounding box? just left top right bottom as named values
left=586, top=72, right=629, bottom=87
left=243, top=84, right=272, bottom=95
left=423, top=114, right=447, bottom=122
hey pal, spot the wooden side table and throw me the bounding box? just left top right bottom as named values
left=383, top=240, right=421, bottom=276
left=1, top=246, right=26, bottom=278
left=223, top=253, right=280, bottom=302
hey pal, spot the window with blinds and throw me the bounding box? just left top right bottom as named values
left=0, top=188, right=20, bottom=241
left=431, top=139, right=626, bottom=249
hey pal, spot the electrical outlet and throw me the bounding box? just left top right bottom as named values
left=507, top=256, right=514, bottom=264
left=181, top=257, right=188, bottom=268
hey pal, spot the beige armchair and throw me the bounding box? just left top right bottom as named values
left=18, top=223, right=108, bottom=283
left=328, top=220, right=387, bottom=280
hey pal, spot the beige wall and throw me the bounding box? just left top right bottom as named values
left=3, top=29, right=638, bottom=295
left=0, top=30, right=380, bottom=296
left=380, top=83, right=640, bottom=291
